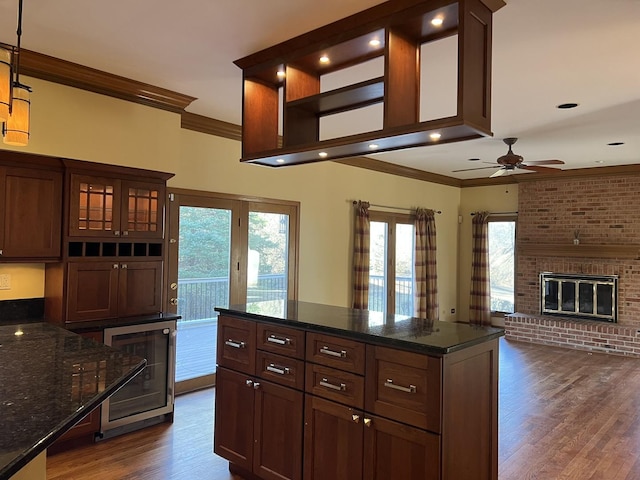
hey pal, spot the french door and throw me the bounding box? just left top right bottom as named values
left=166, top=190, right=298, bottom=393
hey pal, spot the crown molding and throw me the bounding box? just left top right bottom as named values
left=181, top=112, right=242, bottom=141
left=334, top=156, right=462, bottom=187
left=19, top=49, right=196, bottom=113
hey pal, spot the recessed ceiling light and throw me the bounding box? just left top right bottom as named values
left=368, top=144, right=379, bottom=150
left=318, top=152, right=328, bottom=158
left=369, top=39, right=381, bottom=47
left=557, top=103, right=579, bottom=109
left=276, top=158, right=285, bottom=164
left=607, top=142, right=624, bottom=146
left=14, top=330, right=24, bottom=336
left=431, top=17, right=444, bottom=27
left=595, top=160, right=605, bottom=164
left=319, top=55, right=330, bottom=64
left=430, top=132, right=441, bottom=141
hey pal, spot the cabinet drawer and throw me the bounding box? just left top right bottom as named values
left=257, top=323, right=305, bottom=360
left=365, top=345, right=442, bottom=433
left=256, top=351, right=304, bottom=390
left=305, top=364, right=364, bottom=409
left=306, top=333, right=365, bottom=375
left=217, top=316, right=256, bottom=375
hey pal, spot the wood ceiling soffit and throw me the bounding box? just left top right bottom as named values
left=334, top=156, right=462, bottom=187
left=20, top=49, right=196, bottom=113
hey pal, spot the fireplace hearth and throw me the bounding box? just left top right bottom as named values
left=540, top=273, right=618, bottom=323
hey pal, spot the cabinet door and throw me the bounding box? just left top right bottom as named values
left=303, top=395, right=363, bottom=480
left=253, top=380, right=303, bottom=480
left=67, top=262, right=119, bottom=322
left=214, top=367, right=255, bottom=471
left=117, top=261, right=163, bottom=317
left=69, top=174, right=122, bottom=237
left=363, top=414, right=440, bottom=480
left=0, top=166, right=62, bottom=258
left=120, top=180, right=165, bottom=239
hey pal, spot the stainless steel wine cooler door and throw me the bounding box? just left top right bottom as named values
left=101, top=320, right=176, bottom=434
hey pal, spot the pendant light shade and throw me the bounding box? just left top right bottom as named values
left=3, top=83, right=30, bottom=146
left=0, top=47, right=11, bottom=122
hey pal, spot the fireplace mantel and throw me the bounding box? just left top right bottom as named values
left=518, top=243, right=640, bottom=259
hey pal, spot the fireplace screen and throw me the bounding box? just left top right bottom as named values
left=540, top=273, right=617, bottom=322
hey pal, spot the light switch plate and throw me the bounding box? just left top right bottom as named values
left=0, top=274, right=11, bottom=290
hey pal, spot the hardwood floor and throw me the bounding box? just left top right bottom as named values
left=47, top=338, right=640, bottom=479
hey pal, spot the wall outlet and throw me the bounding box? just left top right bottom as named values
left=0, top=274, right=11, bottom=290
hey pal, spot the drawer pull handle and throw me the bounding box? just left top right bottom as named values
left=320, top=346, right=347, bottom=358
left=384, top=379, right=417, bottom=394
left=319, top=378, right=346, bottom=391
left=267, top=334, right=291, bottom=345
left=266, top=363, right=290, bottom=375
left=364, top=418, right=372, bottom=427
left=225, top=339, right=246, bottom=349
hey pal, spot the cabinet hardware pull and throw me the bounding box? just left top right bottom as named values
left=267, top=334, right=291, bottom=345
left=352, top=414, right=360, bottom=423
left=245, top=379, right=253, bottom=387
left=253, top=382, right=261, bottom=389
left=114, top=230, right=120, bottom=236
left=0, top=249, right=3, bottom=255
left=364, top=418, right=372, bottom=427
left=266, top=364, right=290, bottom=375
left=319, top=378, right=346, bottom=391
left=319, top=346, right=347, bottom=358
left=225, top=339, right=246, bottom=349
left=121, top=264, right=128, bottom=269
left=122, top=230, right=129, bottom=236
left=384, top=379, right=417, bottom=394
left=112, top=263, right=119, bottom=269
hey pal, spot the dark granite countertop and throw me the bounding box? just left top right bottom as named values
left=0, top=322, right=146, bottom=479
left=215, top=301, right=504, bottom=355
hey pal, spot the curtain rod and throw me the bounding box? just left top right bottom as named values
left=352, top=201, right=441, bottom=214
left=470, top=211, right=518, bottom=216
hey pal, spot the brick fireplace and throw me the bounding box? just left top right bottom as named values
left=505, top=174, right=640, bottom=357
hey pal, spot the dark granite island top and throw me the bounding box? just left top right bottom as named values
left=215, top=300, right=504, bottom=355
left=0, top=322, right=146, bottom=479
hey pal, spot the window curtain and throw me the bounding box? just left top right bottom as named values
left=352, top=200, right=370, bottom=309
left=470, top=211, right=491, bottom=325
left=414, top=208, right=438, bottom=320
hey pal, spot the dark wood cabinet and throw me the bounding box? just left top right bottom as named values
left=0, top=165, right=62, bottom=260
left=68, top=174, right=165, bottom=239
left=65, top=260, right=162, bottom=322
left=215, top=312, right=499, bottom=480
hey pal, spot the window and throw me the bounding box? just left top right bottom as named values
left=368, top=211, right=415, bottom=316
left=487, top=217, right=516, bottom=313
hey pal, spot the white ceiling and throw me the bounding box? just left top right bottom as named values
left=1, top=0, right=639, bottom=179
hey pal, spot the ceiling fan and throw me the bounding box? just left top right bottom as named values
left=453, top=138, right=565, bottom=178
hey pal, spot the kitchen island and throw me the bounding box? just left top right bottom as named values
left=213, top=301, right=504, bottom=480
left=0, top=322, right=146, bottom=479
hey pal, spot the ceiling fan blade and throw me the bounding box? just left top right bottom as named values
left=451, top=166, right=500, bottom=172
left=490, top=168, right=506, bottom=178
left=519, top=165, right=562, bottom=174
left=522, top=159, right=564, bottom=165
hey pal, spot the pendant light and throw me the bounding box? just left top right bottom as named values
left=1, top=0, right=32, bottom=147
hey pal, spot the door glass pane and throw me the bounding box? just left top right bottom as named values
left=368, top=221, right=388, bottom=314
left=247, top=212, right=289, bottom=316
left=176, top=206, right=232, bottom=381
left=395, top=223, right=414, bottom=316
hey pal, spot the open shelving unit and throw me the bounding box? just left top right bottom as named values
left=234, top=0, right=505, bottom=167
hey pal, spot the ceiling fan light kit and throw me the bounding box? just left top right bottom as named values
left=234, top=0, right=505, bottom=167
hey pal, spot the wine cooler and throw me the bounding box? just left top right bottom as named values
left=100, top=320, right=176, bottom=439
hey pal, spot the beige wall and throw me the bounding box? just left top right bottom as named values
left=457, top=183, right=519, bottom=324
left=1, top=76, right=463, bottom=319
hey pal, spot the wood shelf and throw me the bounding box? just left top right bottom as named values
left=235, top=0, right=505, bottom=166
left=518, top=243, right=640, bottom=259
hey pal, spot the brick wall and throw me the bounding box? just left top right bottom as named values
left=508, top=174, right=640, bottom=355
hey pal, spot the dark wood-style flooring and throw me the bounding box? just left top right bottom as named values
left=47, top=338, right=640, bottom=479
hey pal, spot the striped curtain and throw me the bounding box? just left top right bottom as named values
left=414, top=208, right=438, bottom=320
left=352, top=201, right=370, bottom=309
left=470, top=211, right=491, bottom=325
